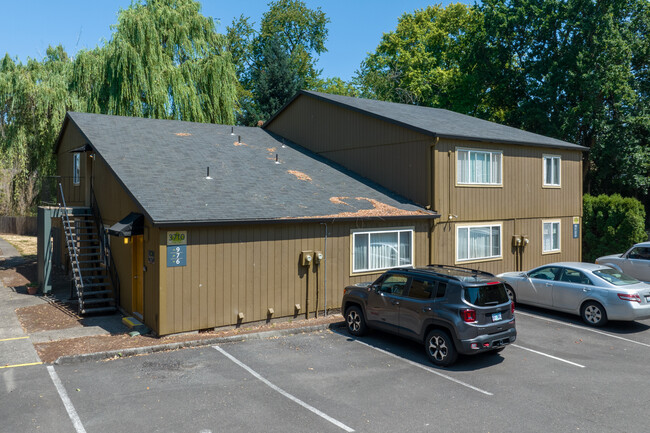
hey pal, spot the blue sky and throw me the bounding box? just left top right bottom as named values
left=2, top=0, right=474, bottom=81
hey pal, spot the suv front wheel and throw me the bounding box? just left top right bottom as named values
left=345, top=306, right=367, bottom=336
left=425, top=329, right=458, bottom=366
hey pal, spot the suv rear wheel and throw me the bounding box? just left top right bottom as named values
left=425, top=329, right=458, bottom=366
left=345, top=306, right=367, bottom=336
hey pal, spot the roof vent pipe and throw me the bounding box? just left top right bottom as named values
left=275, top=154, right=279, bottom=164
left=206, top=166, right=212, bottom=180
left=238, top=135, right=241, bottom=143
left=230, top=126, right=235, bottom=136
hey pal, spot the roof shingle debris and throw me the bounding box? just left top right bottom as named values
left=61, top=112, right=437, bottom=225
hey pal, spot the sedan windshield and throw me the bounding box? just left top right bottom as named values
left=593, top=268, right=640, bottom=286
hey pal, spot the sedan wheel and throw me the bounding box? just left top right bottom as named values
left=425, top=329, right=458, bottom=367
left=504, top=285, right=516, bottom=303
left=345, top=306, right=367, bottom=336
left=581, top=301, right=608, bottom=327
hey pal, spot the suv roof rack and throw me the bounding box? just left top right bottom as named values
left=424, top=264, right=496, bottom=279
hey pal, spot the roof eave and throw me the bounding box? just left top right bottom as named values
left=151, top=213, right=440, bottom=228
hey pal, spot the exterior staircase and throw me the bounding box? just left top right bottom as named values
left=59, top=186, right=116, bottom=315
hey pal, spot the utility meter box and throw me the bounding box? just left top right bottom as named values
left=313, top=251, right=324, bottom=264
left=512, top=235, right=522, bottom=247
left=300, top=251, right=313, bottom=266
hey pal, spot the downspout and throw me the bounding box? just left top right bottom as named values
left=320, top=222, right=328, bottom=316
left=428, top=137, right=439, bottom=265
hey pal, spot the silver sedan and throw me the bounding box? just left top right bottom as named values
left=498, top=262, right=650, bottom=326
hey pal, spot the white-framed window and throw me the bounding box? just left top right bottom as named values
left=457, top=148, right=502, bottom=185
left=543, top=154, right=561, bottom=186
left=543, top=220, right=561, bottom=253
left=456, top=223, right=502, bottom=262
left=352, top=228, right=413, bottom=273
left=73, top=153, right=80, bottom=185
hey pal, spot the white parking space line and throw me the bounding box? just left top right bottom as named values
left=351, top=339, right=493, bottom=396
left=213, top=346, right=355, bottom=432
left=47, top=366, right=87, bottom=433
left=512, top=344, right=585, bottom=368
left=517, top=311, right=650, bottom=348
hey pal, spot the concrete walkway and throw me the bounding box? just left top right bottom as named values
left=0, top=236, right=44, bottom=368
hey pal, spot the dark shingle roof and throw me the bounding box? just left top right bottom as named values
left=63, top=112, right=435, bottom=225
left=272, top=91, right=585, bottom=150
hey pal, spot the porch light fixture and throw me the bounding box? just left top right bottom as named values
left=123, top=237, right=130, bottom=245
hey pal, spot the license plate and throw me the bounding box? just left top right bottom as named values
left=491, top=312, right=502, bottom=322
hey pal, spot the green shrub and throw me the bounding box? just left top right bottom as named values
left=583, top=194, right=647, bottom=262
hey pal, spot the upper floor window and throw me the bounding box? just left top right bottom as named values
left=542, top=221, right=560, bottom=253
left=353, top=228, right=413, bottom=273
left=543, top=155, right=561, bottom=186
left=457, top=148, right=502, bottom=185
left=73, top=153, right=80, bottom=185
left=456, top=223, right=502, bottom=262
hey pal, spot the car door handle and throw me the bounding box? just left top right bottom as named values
left=582, top=288, right=591, bottom=292
left=391, top=300, right=400, bottom=305
left=422, top=307, right=432, bottom=312
left=545, top=283, right=552, bottom=286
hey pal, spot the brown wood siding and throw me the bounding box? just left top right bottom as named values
left=265, top=95, right=432, bottom=206
left=433, top=139, right=583, bottom=220
left=159, top=220, right=430, bottom=335
left=432, top=216, right=581, bottom=274
left=56, top=125, right=87, bottom=206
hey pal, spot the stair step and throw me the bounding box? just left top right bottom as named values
left=78, top=260, right=103, bottom=264
left=82, top=290, right=113, bottom=296
left=77, top=246, right=100, bottom=250
left=76, top=275, right=108, bottom=281
left=80, top=306, right=117, bottom=315
left=80, top=282, right=111, bottom=288
left=77, top=267, right=104, bottom=272
left=81, top=297, right=114, bottom=305
left=77, top=253, right=101, bottom=257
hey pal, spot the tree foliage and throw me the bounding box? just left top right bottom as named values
left=227, top=0, right=340, bottom=124
left=583, top=194, right=647, bottom=262
left=0, top=0, right=238, bottom=215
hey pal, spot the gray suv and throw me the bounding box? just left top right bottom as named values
left=341, top=265, right=517, bottom=366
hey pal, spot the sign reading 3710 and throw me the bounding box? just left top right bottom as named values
left=167, top=231, right=187, bottom=245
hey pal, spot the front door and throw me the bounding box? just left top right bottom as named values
left=132, top=235, right=144, bottom=318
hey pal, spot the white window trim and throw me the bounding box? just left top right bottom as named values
left=455, top=222, right=503, bottom=263
left=456, top=147, right=503, bottom=186
left=542, top=220, right=561, bottom=254
left=73, top=153, right=81, bottom=185
left=542, top=154, right=561, bottom=187
left=351, top=227, right=414, bottom=274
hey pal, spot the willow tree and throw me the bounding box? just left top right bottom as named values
left=95, top=0, right=237, bottom=124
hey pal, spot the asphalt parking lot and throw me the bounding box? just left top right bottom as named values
left=4, top=306, right=650, bottom=433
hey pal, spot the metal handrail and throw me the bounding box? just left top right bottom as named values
left=89, top=184, right=120, bottom=307
left=58, top=182, right=84, bottom=312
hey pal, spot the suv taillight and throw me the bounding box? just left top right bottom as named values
left=461, top=309, right=477, bottom=323
left=618, top=293, right=641, bottom=303
left=511, top=301, right=515, bottom=313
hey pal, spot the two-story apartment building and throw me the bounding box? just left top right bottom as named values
left=264, top=91, right=587, bottom=275
left=40, top=91, right=585, bottom=335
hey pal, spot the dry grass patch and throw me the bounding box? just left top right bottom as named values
left=1, top=234, right=37, bottom=257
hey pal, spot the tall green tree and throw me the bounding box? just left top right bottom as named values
left=356, top=4, right=496, bottom=117
left=227, top=0, right=331, bottom=124
left=240, top=38, right=303, bottom=125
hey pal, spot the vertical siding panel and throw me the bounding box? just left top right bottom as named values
left=199, top=228, right=209, bottom=329
left=207, top=228, right=216, bottom=327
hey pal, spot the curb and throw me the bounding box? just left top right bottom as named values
left=54, top=321, right=346, bottom=365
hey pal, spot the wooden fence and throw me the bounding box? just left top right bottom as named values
left=0, top=216, right=37, bottom=236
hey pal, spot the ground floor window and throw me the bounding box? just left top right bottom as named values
left=543, top=221, right=561, bottom=253
left=352, top=228, right=413, bottom=272
left=456, top=223, right=501, bottom=262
